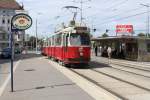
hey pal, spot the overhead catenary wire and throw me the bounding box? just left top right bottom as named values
left=87, top=3, right=144, bottom=20
left=102, top=7, right=144, bottom=20
left=95, top=10, right=150, bottom=26
left=105, top=0, right=129, bottom=10
left=86, top=6, right=144, bottom=22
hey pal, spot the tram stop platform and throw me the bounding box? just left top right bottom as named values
left=0, top=54, right=94, bottom=100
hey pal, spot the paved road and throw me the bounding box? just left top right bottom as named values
left=0, top=54, right=21, bottom=86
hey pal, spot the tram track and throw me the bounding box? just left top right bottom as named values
left=91, top=68, right=150, bottom=92
left=69, top=68, right=128, bottom=100
left=90, top=61, right=150, bottom=79
left=92, top=58, right=150, bottom=78
left=93, top=57, right=150, bottom=71
left=111, top=62, right=150, bottom=72
left=68, top=67, right=150, bottom=100
left=89, top=61, right=150, bottom=92
left=106, top=66, right=150, bottom=79
left=47, top=57, right=150, bottom=100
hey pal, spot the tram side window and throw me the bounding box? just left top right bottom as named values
left=62, top=34, right=66, bottom=46
left=52, top=36, right=54, bottom=46
left=55, top=34, right=62, bottom=46
left=147, top=43, right=150, bottom=53
left=70, top=34, right=81, bottom=46
left=81, top=34, right=90, bottom=45
left=49, top=39, right=51, bottom=46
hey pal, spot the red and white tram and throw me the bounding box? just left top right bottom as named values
left=42, top=21, right=91, bottom=65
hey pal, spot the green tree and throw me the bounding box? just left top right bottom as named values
left=148, top=34, right=150, bottom=38
left=137, top=33, right=146, bottom=37
left=102, top=33, right=109, bottom=37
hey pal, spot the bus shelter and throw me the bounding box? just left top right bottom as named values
left=92, top=36, right=150, bottom=62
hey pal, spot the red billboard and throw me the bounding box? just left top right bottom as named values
left=116, top=25, right=133, bottom=36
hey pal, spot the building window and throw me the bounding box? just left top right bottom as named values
left=8, top=19, right=10, bottom=24
left=18, top=34, right=20, bottom=39
left=8, top=34, right=9, bottom=40
left=3, top=10, right=5, bottom=13
left=147, top=43, right=150, bottom=53
left=8, top=27, right=10, bottom=31
left=55, top=34, right=62, bottom=46
left=2, top=19, right=5, bottom=24
left=2, top=34, right=6, bottom=39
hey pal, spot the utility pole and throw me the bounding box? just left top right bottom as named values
left=36, top=19, right=38, bottom=53
left=35, top=13, right=42, bottom=54
left=73, top=0, right=91, bottom=25
left=80, top=0, right=83, bottom=25
left=140, top=3, right=150, bottom=37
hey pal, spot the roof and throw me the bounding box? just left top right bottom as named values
left=0, top=0, right=23, bottom=10
left=91, top=36, right=150, bottom=41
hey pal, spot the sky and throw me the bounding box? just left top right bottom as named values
left=16, top=0, right=150, bottom=38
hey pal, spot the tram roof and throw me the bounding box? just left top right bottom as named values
left=56, top=26, right=89, bottom=34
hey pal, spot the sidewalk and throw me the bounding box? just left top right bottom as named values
left=0, top=54, right=94, bottom=100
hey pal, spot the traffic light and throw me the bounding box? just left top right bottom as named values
left=106, top=29, right=109, bottom=33
left=93, top=28, right=96, bottom=32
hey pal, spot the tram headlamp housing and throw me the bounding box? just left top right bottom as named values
left=80, top=52, right=83, bottom=56
left=79, top=47, right=83, bottom=56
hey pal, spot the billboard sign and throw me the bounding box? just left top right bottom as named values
left=116, top=25, right=133, bottom=36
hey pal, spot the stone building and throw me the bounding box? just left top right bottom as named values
left=0, top=0, right=25, bottom=51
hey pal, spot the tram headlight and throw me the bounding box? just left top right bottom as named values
left=80, top=52, right=83, bottom=56
left=79, top=47, right=83, bottom=56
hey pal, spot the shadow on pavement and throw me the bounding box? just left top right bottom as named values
left=72, top=61, right=112, bottom=69
left=14, top=83, right=76, bottom=92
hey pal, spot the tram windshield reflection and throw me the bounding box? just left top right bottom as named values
left=70, top=33, right=90, bottom=46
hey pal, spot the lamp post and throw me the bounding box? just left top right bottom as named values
left=140, top=3, right=150, bottom=37
left=35, top=19, right=38, bottom=53
left=35, top=13, right=42, bottom=54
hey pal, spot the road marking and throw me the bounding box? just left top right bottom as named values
left=0, top=60, right=21, bottom=96
left=47, top=60, right=121, bottom=100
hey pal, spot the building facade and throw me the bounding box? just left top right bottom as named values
left=0, top=0, right=25, bottom=51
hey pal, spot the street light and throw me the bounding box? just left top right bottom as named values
left=35, top=13, right=42, bottom=54
left=140, top=3, right=150, bottom=37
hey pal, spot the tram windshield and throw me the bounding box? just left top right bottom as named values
left=70, top=33, right=90, bottom=46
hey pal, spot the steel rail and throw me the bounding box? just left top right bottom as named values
left=90, top=61, right=150, bottom=79
left=91, top=69, right=150, bottom=92
left=69, top=68, right=127, bottom=100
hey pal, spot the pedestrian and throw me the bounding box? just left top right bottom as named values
left=95, top=46, right=98, bottom=56
left=107, top=46, right=112, bottom=64
left=107, top=46, right=112, bottom=59
left=99, top=46, right=102, bottom=56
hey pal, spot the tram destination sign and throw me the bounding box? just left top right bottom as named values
left=116, top=25, right=133, bottom=36
left=11, top=13, right=32, bottom=31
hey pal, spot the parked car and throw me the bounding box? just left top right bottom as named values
left=15, top=48, right=21, bottom=54
left=1, top=48, right=11, bottom=58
